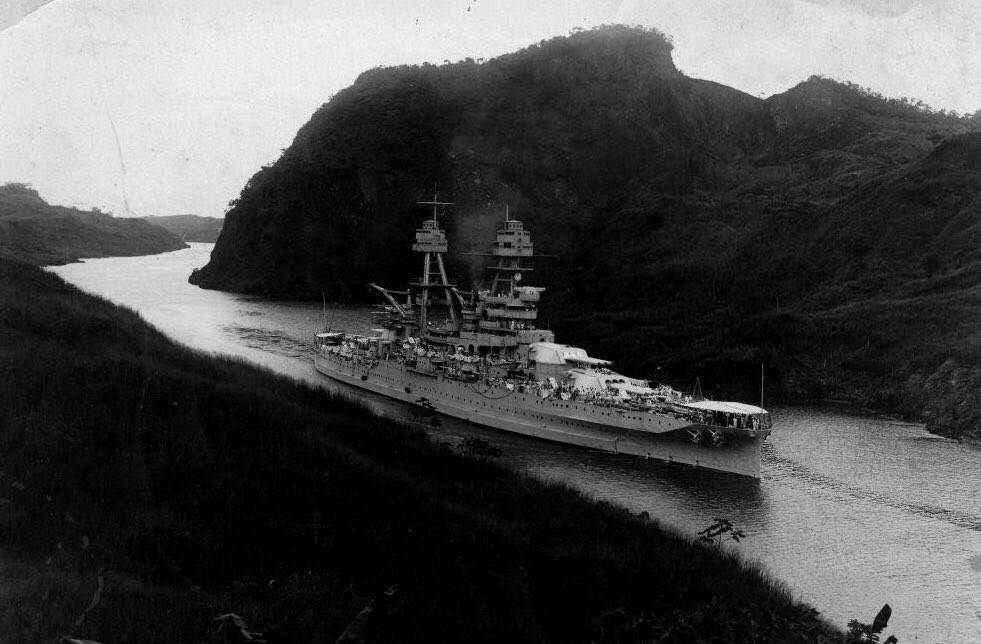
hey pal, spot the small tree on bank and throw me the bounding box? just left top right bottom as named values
left=408, top=397, right=441, bottom=431
left=697, top=517, right=745, bottom=547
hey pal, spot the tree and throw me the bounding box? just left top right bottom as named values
left=697, top=517, right=745, bottom=546
left=407, top=397, right=441, bottom=430
left=846, top=604, right=897, bottom=643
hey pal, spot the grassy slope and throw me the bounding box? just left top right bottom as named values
left=0, top=184, right=187, bottom=265
left=0, top=258, right=842, bottom=643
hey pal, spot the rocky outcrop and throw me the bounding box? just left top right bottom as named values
left=909, top=360, right=981, bottom=441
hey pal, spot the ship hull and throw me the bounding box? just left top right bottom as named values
left=315, top=352, right=767, bottom=478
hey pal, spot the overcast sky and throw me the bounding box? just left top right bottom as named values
left=1, top=0, right=979, bottom=217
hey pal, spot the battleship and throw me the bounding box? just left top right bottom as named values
left=314, top=199, right=771, bottom=478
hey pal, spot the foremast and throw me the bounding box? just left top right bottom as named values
left=412, top=195, right=458, bottom=334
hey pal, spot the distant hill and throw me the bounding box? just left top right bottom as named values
left=190, top=26, right=981, bottom=440
left=140, top=214, right=223, bottom=242
left=0, top=183, right=187, bottom=264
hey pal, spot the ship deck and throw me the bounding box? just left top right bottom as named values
left=315, top=351, right=766, bottom=478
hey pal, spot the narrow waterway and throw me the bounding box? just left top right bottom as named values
left=50, top=244, right=981, bottom=642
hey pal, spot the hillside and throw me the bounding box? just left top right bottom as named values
left=141, top=214, right=223, bottom=242
left=0, top=257, right=844, bottom=643
left=189, top=26, right=981, bottom=439
left=0, top=183, right=187, bottom=264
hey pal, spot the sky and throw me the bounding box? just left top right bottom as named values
left=1, top=0, right=979, bottom=218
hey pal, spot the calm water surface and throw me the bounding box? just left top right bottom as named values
left=50, top=244, right=981, bottom=642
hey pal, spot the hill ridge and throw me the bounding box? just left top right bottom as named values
left=189, top=25, right=981, bottom=439
left=0, top=183, right=187, bottom=264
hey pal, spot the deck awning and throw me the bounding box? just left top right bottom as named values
left=680, top=400, right=767, bottom=414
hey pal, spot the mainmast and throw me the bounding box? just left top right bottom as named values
left=488, top=205, right=534, bottom=296
left=413, top=194, right=457, bottom=334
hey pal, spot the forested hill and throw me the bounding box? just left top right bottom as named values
left=140, top=214, right=223, bottom=243
left=190, top=25, right=981, bottom=439
left=0, top=183, right=187, bottom=264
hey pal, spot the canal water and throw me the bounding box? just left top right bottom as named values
left=50, top=244, right=981, bottom=642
